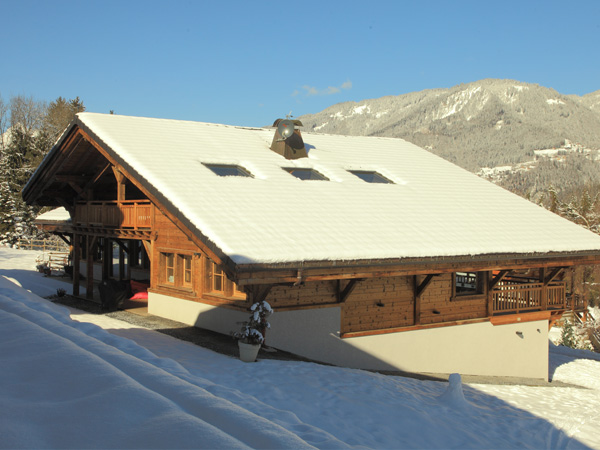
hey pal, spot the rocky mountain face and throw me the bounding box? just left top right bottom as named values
left=299, top=79, right=600, bottom=172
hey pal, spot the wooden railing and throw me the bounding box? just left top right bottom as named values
left=566, top=293, right=587, bottom=312
left=75, top=200, right=152, bottom=229
left=492, top=280, right=566, bottom=314
left=15, top=239, right=69, bottom=252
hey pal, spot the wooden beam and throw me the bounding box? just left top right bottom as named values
left=141, top=240, right=151, bottom=257
left=81, top=162, right=111, bottom=193
left=416, top=274, right=435, bottom=297
left=337, top=279, right=361, bottom=303
left=413, top=276, right=421, bottom=325
left=54, top=233, right=72, bottom=246
left=55, top=174, right=88, bottom=183
left=86, top=235, right=97, bottom=300
left=102, top=238, right=111, bottom=281
left=490, top=310, right=552, bottom=326
left=489, top=270, right=510, bottom=290
left=544, top=267, right=565, bottom=285
left=67, top=181, right=85, bottom=197
left=236, top=254, right=600, bottom=285
left=246, top=284, right=272, bottom=304
left=112, top=166, right=126, bottom=201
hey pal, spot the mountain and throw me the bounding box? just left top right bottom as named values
left=298, top=79, right=600, bottom=172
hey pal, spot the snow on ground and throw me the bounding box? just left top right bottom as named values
left=1, top=247, right=600, bottom=449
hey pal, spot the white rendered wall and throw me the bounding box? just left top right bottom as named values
left=148, top=293, right=549, bottom=380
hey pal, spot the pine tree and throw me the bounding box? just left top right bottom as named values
left=0, top=94, right=85, bottom=245
left=560, top=319, right=577, bottom=349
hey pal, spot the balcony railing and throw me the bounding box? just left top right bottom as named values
left=75, top=200, right=152, bottom=229
left=492, top=280, right=566, bottom=314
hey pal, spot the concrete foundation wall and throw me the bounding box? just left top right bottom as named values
left=149, top=293, right=549, bottom=380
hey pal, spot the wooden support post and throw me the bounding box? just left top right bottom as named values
left=102, top=238, right=111, bottom=281
left=112, top=166, right=126, bottom=201
left=72, top=233, right=80, bottom=297
left=413, top=274, right=437, bottom=325
left=86, top=235, right=97, bottom=300
left=118, top=243, right=125, bottom=281
left=126, top=241, right=132, bottom=280
left=540, top=268, right=547, bottom=310
left=413, top=276, right=421, bottom=326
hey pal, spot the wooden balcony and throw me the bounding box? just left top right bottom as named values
left=491, top=279, right=567, bottom=314
left=75, top=200, right=152, bottom=229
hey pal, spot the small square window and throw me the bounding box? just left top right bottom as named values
left=348, top=170, right=393, bottom=184
left=284, top=168, right=329, bottom=181
left=455, top=272, right=484, bottom=296
left=203, top=164, right=253, bottom=177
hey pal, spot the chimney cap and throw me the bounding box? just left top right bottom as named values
left=272, top=118, right=303, bottom=128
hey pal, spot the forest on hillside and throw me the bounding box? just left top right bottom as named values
left=0, top=94, right=84, bottom=245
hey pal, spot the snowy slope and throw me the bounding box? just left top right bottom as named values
left=2, top=247, right=600, bottom=449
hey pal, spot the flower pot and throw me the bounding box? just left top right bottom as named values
left=238, top=341, right=261, bottom=362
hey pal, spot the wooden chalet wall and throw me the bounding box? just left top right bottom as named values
left=418, top=274, right=487, bottom=325
left=342, top=277, right=414, bottom=332
left=150, top=207, right=248, bottom=308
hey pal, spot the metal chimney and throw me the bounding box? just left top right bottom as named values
left=270, top=119, right=308, bottom=159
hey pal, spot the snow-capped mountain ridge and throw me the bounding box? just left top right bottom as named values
left=299, top=79, right=600, bottom=171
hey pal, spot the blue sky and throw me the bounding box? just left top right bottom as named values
left=1, top=0, right=599, bottom=127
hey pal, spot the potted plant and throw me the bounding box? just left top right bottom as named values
left=232, top=300, right=273, bottom=362
left=36, top=262, right=48, bottom=273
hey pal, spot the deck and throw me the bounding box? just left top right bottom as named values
left=75, top=200, right=152, bottom=229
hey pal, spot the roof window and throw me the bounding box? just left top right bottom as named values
left=204, top=164, right=253, bottom=178
left=284, top=168, right=329, bottom=181
left=348, top=170, right=394, bottom=184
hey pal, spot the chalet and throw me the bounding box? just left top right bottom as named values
left=23, top=112, right=600, bottom=380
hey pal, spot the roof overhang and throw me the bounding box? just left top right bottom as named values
left=235, top=250, right=600, bottom=285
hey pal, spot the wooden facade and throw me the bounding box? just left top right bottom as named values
left=60, top=192, right=582, bottom=336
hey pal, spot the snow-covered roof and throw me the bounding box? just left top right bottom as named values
left=35, top=207, right=70, bottom=223
left=67, top=112, right=600, bottom=265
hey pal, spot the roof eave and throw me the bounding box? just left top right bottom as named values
left=234, top=250, right=600, bottom=285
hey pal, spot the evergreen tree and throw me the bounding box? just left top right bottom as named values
left=560, top=319, right=577, bottom=349
left=0, top=94, right=85, bottom=245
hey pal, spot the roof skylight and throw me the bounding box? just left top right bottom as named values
left=284, top=168, right=329, bottom=181
left=204, top=164, right=253, bottom=178
left=348, top=170, right=394, bottom=184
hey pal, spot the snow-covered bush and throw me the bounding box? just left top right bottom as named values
left=231, top=301, right=273, bottom=345
left=560, top=319, right=593, bottom=351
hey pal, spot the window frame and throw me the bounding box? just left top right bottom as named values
left=203, top=163, right=253, bottom=178
left=283, top=167, right=329, bottom=181
left=453, top=271, right=486, bottom=299
left=348, top=170, right=394, bottom=184
left=159, top=251, right=194, bottom=292
left=206, top=259, right=246, bottom=300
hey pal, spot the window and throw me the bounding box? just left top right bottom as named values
left=160, top=252, right=193, bottom=289
left=454, top=272, right=484, bottom=296
left=284, top=167, right=329, bottom=181
left=207, top=259, right=245, bottom=298
left=165, top=253, right=175, bottom=284
left=210, top=261, right=225, bottom=292
left=203, top=163, right=253, bottom=178
left=348, top=170, right=394, bottom=184
left=182, top=255, right=193, bottom=288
